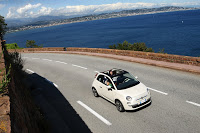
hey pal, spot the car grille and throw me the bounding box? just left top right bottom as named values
left=132, top=98, right=151, bottom=108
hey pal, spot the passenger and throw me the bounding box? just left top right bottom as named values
left=107, top=70, right=118, bottom=85
left=112, top=76, right=118, bottom=85
left=108, top=70, right=113, bottom=77
left=106, top=81, right=113, bottom=87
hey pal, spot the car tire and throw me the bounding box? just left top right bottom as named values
left=115, top=100, right=125, bottom=112
left=92, top=87, right=99, bottom=97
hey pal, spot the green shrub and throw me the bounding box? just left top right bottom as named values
left=26, top=40, right=43, bottom=48
left=0, top=15, right=7, bottom=39
left=158, top=48, right=167, bottom=54
left=109, top=41, right=154, bottom=52
left=0, top=65, right=11, bottom=93
left=0, top=50, right=11, bottom=93
left=5, top=43, right=23, bottom=49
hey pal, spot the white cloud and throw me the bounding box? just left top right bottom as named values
left=51, top=2, right=157, bottom=16
left=0, top=4, right=5, bottom=9
left=35, top=6, right=53, bottom=16
left=6, top=3, right=44, bottom=18
left=17, top=3, right=41, bottom=14
left=5, top=2, right=200, bottom=19
left=171, top=2, right=200, bottom=6
left=6, top=7, right=16, bottom=18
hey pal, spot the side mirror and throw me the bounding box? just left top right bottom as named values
left=107, top=86, right=112, bottom=91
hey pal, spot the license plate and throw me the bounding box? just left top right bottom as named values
left=137, top=98, right=146, bottom=105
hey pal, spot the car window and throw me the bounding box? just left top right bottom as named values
left=97, top=75, right=104, bottom=83
left=104, top=77, right=114, bottom=89
left=115, top=72, right=140, bottom=90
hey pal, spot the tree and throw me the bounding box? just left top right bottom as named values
left=132, top=42, right=154, bottom=52
left=120, top=40, right=131, bottom=50
left=109, top=44, right=116, bottom=49
left=158, top=48, right=166, bottom=54
left=0, top=15, right=7, bottom=39
left=26, top=40, right=43, bottom=48
left=108, top=41, right=154, bottom=52
left=5, top=43, right=22, bottom=49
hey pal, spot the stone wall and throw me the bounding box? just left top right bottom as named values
left=8, top=47, right=200, bottom=66
left=67, top=47, right=200, bottom=66
left=8, top=47, right=64, bottom=53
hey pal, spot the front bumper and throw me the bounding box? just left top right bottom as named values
left=124, top=97, right=151, bottom=110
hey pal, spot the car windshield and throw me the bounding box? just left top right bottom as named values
left=114, top=71, right=140, bottom=90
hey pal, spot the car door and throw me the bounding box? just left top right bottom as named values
left=96, top=74, right=106, bottom=95
left=103, top=76, right=116, bottom=103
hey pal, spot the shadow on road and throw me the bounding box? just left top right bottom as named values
left=24, top=73, right=92, bottom=133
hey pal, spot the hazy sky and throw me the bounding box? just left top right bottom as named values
left=0, top=0, right=200, bottom=19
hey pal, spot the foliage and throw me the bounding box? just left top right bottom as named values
left=5, top=43, right=23, bottom=49
left=0, top=65, right=11, bottom=93
left=1, top=43, right=49, bottom=132
left=158, top=48, right=167, bottom=54
left=26, top=40, right=43, bottom=48
left=7, top=52, right=24, bottom=72
left=0, top=15, right=7, bottom=39
left=0, top=47, right=23, bottom=93
left=0, top=50, right=11, bottom=93
left=109, top=40, right=154, bottom=52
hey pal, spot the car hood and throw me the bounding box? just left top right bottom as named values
left=118, top=83, right=147, bottom=97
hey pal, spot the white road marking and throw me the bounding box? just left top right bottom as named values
left=72, top=64, right=87, bottom=69
left=77, top=101, right=112, bottom=126
left=94, top=71, right=99, bottom=73
left=42, top=59, right=52, bottom=61
left=26, top=69, right=34, bottom=73
left=148, top=87, right=168, bottom=95
left=186, top=101, right=200, bottom=107
left=55, top=61, right=68, bottom=64
left=32, top=58, right=40, bottom=60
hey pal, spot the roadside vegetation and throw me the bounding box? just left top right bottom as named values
left=109, top=40, right=154, bottom=52
left=1, top=15, right=49, bottom=132
left=158, top=48, right=166, bottom=54
left=5, top=40, right=43, bottom=49
left=0, top=52, right=10, bottom=94
left=26, top=40, right=43, bottom=48
left=0, top=15, right=9, bottom=94
left=109, top=40, right=166, bottom=54
left=5, top=43, right=23, bottom=49
left=0, top=15, right=7, bottom=39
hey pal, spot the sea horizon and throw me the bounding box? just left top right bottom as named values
left=5, top=9, right=200, bottom=57
left=7, top=8, right=199, bottom=33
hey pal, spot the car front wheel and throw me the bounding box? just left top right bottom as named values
left=92, top=87, right=99, bottom=97
left=115, top=100, right=125, bottom=112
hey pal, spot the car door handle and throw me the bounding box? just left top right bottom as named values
left=100, top=86, right=102, bottom=88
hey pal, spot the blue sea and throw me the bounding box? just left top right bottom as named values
left=5, top=9, right=200, bottom=57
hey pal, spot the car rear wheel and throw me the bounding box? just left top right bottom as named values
left=92, top=87, right=99, bottom=97
left=115, top=100, right=125, bottom=112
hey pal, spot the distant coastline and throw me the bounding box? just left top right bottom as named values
left=7, top=6, right=199, bottom=33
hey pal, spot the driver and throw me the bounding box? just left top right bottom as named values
left=108, top=70, right=118, bottom=85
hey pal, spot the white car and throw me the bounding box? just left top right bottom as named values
left=92, top=68, right=151, bottom=112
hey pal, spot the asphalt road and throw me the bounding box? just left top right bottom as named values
left=21, top=53, right=200, bottom=133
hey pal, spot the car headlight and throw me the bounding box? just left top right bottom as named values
left=126, top=96, right=132, bottom=101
